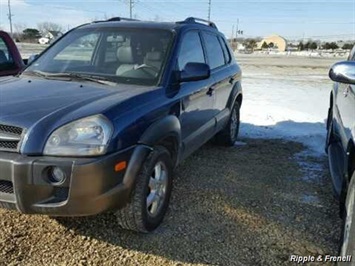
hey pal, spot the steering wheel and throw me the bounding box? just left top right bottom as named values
left=134, top=64, right=160, bottom=75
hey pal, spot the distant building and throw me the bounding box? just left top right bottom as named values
left=257, top=34, right=288, bottom=52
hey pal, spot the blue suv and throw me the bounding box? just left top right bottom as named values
left=0, top=17, right=242, bottom=232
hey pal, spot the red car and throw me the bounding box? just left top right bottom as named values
left=0, top=31, right=24, bottom=77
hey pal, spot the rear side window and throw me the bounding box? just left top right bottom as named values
left=178, top=31, right=205, bottom=70
left=219, top=37, right=232, bottom=64
left=202, top=32, right=225, bottom=69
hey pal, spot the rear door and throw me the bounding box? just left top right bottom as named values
left=201, top=32, right=234, bottom=129
left=177, top=30, right=216, bottom=158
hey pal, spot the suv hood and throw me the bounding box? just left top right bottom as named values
left=0, top=77, right=153, bottom=129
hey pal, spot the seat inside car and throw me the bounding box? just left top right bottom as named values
left=116, top=46, right=136, bottom=76
left=144, top=51, right=162, bottom=70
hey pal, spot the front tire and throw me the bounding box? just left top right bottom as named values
left=115, top=146, right=173, bottom=233
left=340, top=172, right=355, bottom=259
left=215, top=101, right=240, bottom=146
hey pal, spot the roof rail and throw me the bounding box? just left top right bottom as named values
left=176, top=17, right=217, bottom=29
left=107, top=17, right=140, bottom=22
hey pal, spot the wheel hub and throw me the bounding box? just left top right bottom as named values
left=146, top=161, right=168, bottom=217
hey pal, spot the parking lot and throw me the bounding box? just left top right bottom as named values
left=0, top=49, right=345, bottom=265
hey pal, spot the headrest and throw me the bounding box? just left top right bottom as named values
left=145, top=51, right=162, bottom=61
left=117, top=46, right=134, bottom=64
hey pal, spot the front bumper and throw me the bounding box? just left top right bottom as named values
left=0, top=145, right=152, bottom=216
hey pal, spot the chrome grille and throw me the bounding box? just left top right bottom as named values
left=0, top=124, right=24, bottom=152
left=0, top=180, right=14, bottom=194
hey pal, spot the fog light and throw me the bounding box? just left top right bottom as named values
left=49, top=167, right=66, bottom=184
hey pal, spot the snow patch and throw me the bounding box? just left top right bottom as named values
left=239, top=66, right=331, bottom=157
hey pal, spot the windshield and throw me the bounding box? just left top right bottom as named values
left=24, top=27, right=174, bottom=86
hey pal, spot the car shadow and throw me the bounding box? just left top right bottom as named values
left=55, top=120, right=341, bottom=265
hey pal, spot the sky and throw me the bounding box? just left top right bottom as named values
left=0, top=0, right=354, bottom=41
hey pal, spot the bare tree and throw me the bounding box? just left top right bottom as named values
left=14, top=23, right=27, bottom=34
left=37, top=22, right=64, bottom=35
left=13, top=23, right=27, bottom=41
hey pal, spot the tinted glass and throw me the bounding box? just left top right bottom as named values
left=219, top=37, right=231, bottom=64
left=0, top=37, right=16, bottom=71
left=178, top=31, right=205, bottom=70
left=25, top=28, right=173, bottom=86
left=202, top=33, right=225, bottom=69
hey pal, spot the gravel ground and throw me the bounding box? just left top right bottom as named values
left=0, top=139, right=341, bottom=266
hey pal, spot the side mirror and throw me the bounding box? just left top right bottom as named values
left=179, top=62, right=210, bottom=82
left=329, top=61, right=355, bottom=85
left=27, top=54, right=39, bottom=65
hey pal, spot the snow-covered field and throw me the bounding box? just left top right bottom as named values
left=237, top=54, right=346, bottom=156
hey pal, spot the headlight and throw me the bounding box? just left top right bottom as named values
left=44, top=115, right=113, bottom=156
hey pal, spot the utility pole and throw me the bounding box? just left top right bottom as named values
left=208, top=0, right=211, bottom=21
left=234, top=19, right=244, bottom=51
left=7, top=0, right=13, bottom=37
left=235, top=19, right=239, bottom=39
left=235, top=18, right=244, bottom=39
left=129, top=0, right=134, bottom=19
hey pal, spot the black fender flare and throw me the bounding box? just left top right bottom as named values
left=122, top=116, right=182, bottom=198
left=226, top=81, right=243, bottom=110
left=139, top=115, right=181, bottom=146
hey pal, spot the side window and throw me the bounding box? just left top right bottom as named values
left=202, top=33, right=225, bottom=69
left=219, top=36, right=232, bottom=64
left=178, top=31, right=205, bottom=71
left=0, top=37, right=15, bottom=70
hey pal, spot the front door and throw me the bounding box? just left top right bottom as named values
left=177, top=30, right=216, bottom=158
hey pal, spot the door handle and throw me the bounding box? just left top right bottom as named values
left=207, top=87, right=215, bottom=96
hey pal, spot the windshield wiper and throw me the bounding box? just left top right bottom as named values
left=24, top=71, right=117, bottom=86
left=23, top=70, right=48, bottom=78
left=45, top=72, right=118, bottom=86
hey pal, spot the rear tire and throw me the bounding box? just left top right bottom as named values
left=115, top=146, right=173, bottom=233
left=325, top=107, right=336, bottom=152
left=215, top=101, right=240, bottom=146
